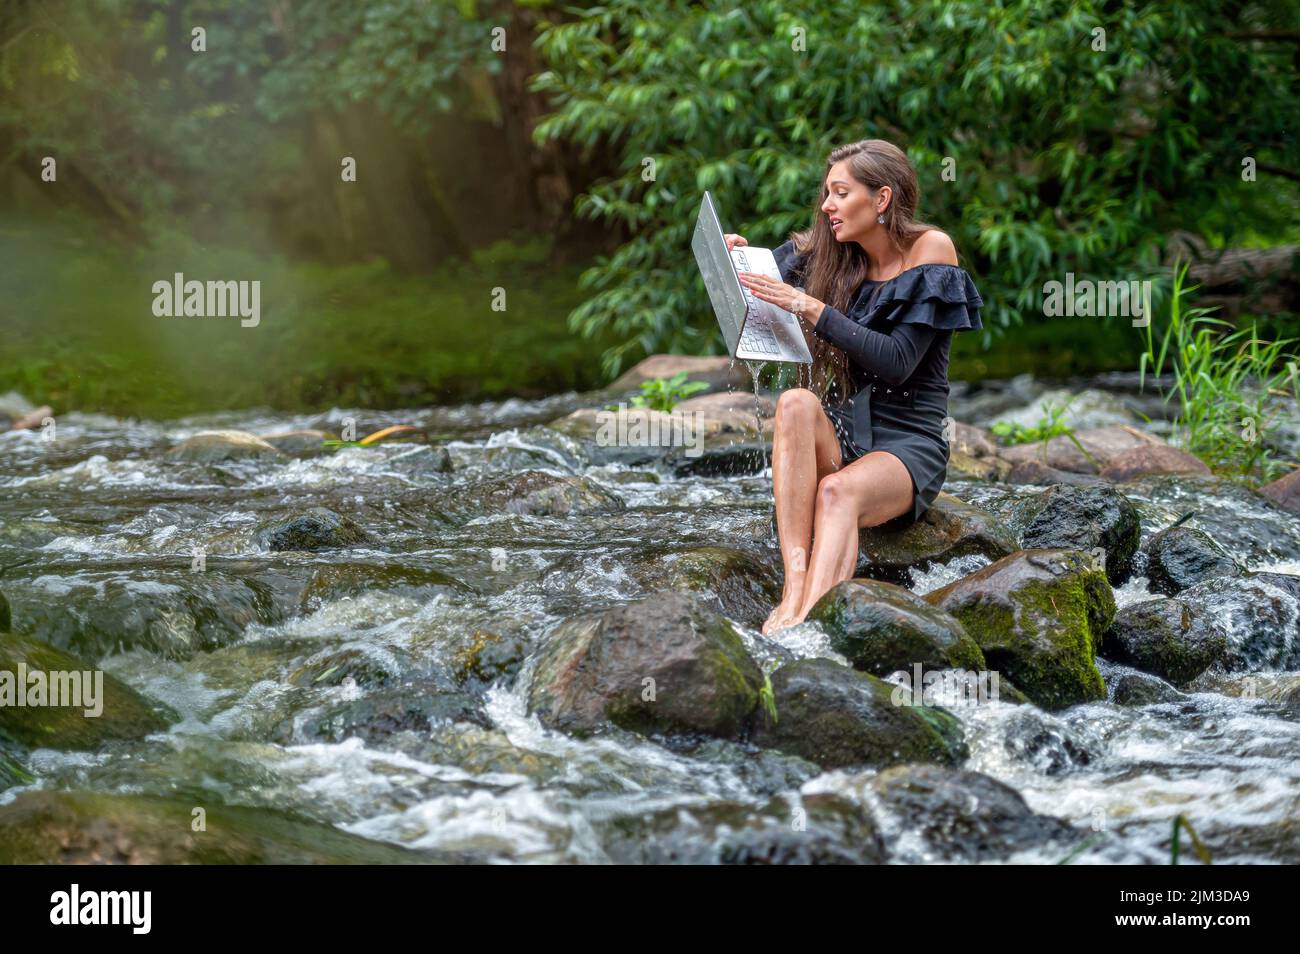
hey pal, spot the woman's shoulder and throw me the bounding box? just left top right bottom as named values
left=867, top=232, right=983, bottom=332
left=772, top=237, right=808, bottom=283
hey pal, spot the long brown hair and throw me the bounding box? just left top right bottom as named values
left=790, top=139, right=938, bottom=402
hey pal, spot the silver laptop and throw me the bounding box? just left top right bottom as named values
left=691, top=191, right=813, bottom=364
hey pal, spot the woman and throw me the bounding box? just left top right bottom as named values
left=729, top=139, right=984, bottom=635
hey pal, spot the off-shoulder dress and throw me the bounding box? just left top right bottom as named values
left=772, top=239, right=984, bottom=527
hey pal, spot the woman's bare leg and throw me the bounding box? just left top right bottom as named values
left=762, top=389, right=844, bottom=635
left=788, top=451, right=915, bottom=623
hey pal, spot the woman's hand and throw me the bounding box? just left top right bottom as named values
left=723, top=233, right=748, bottom=252
left=737, top=272, right=824, bottom=325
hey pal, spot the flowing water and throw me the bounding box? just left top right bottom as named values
left=2, top=374, right=1298, bottom=863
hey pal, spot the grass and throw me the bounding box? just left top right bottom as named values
left=1140, top=261, right=1299, bottom=483
left=0, top=216, right=618, bottom=419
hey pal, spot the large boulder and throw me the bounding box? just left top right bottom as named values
left=746, top=657, right=968, bottom=770
left=856, top=493, right=1018, bottom=584
left=996, top=424, right=1167, bottom=475
left=607, top=354, right=753, bottom=394
left=0, top=632, right=174, bottom=750
left=528, top=591, right=763, bottom=738
left=868, top=763, right=1078, bottom=863
left=167, top=429, right=284, bottom=463
left=1099, top=444, right=1211, bottom=481
left=255, top=507, right=375, bottom=552
left=1009, top=484, right=1140, bottom=585
left=1102, top=597, right=1227, bottom=686
left=1258, top=469, right=1300, bottom=517
left=806, top=578, right=985, bottom=677
left=1143, top=525, right=1243, bottom=595
left=926, top=549, right=1114, bottom=710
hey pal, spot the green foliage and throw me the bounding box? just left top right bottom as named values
left=0, top=216, right=611, bottom=417
left=1140, top=261, right=1299, bottom=482
left=1170, top=813, right=1212, bottom=865
left=991, top=396, right=1101, bottom=469
left=607, top=371, right=710, bottom=412
left=530, top=0, right=1299, bottom=378
left=758, top=671, right=778, bottom=726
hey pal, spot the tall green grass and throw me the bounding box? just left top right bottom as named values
left=1140, top=261, right=1299, bottom=483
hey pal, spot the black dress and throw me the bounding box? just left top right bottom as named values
left=772, top=239, right=984, bottom=527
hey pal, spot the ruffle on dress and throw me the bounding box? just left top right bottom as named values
left=860, top=264, right=983, bottom=333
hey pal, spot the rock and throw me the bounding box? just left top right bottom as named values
left=5, top=564, right=289, bottom=662
left=868, top=763, right=1077, bottom=862
left=1100, top=444, right=1211, bottom=481
left=806, top=578, right=985, bottom=677
left=1177, top=572, right=1300, bottom=671
left=631, top=545, right=781, bottom=629
left=1003, top=459, right=1107, bottom=487
left=951, top=421, right=999, bottom=458
left=528, top=591, right=763, bottom=739
left=1258, top=468, right=1300, bottom=517
left=671, top=441, right=771, bottom=477
left=1009, top=483, right=1141, bottom=585
left=255, top=507, right=374, bottom=552
left=299, top=563, right=468, bottom=613
left=607, top=354, right=753, bottom=394
left=1104, top=661, right=1189, bottom=706
left=466, top=470, right=625, bottom=519
left=996, top=424, right=1166, bottom=475
left=947, top=450, right=1010, bottom=481
left=0, top=791, right=446, bottom=864
left=259, top=429, right=337, bottom=455
left=0, top=743, right=33, bottom=791
left=0, top=632, right=174, bottom=750
left=167, top=429, right=285, bottom=463
left=926, top=549, right=1114, bottom=710
left=0, top=390, right=36, bottom=425
left=602, top=792, right=886, bottom=864
left=295, top=681, right=491, bottom=746
left=452, top=629, right=527, bottom=687
left=1000, top=708, right=1099, bottom=776
left=0, top=591, right=9, bottom=632
left=8, top=405, right=53, bottom=431
left=856, top=493, right=1018, bottom=584
left=287, top=646, right=408, bottom=689
left=1102, top=597, right=1222, bottom=686
left=1143, top=526, right=1243, bottom=595
left=747, top=657, right=968, bottom=770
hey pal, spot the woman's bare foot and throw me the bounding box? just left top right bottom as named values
left=762, top=593, right=805, bottom=634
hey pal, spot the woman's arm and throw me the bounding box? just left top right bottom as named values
left=809, top=304, right=938, bottom=387
left=737, top=272, right=938, bottom=386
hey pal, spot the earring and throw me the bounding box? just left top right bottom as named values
left=877, top=213, right=885, bottom=224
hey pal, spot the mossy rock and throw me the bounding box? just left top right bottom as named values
left=747, top=657, right=968, bottom=770
left=856, top=493, right=1017, bottom=584
left=0, top=632, right=175, bottom=751
left=807, top=578, right=986, bottom=677
left=528, top=591, right=762, bottom=739
left=0, top=791, right=449, bottom=864
left=299, top=562, right=469, bottom=613
left=926, top=549, right=1114, bottom=710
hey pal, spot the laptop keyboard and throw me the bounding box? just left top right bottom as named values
left=739, top=322, right=781, bottom=355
